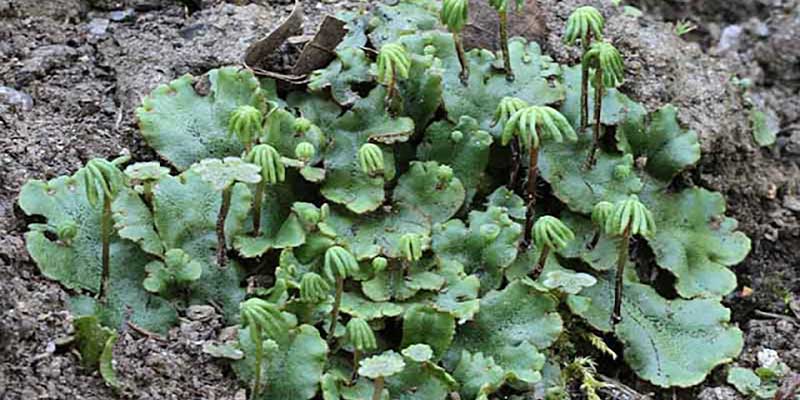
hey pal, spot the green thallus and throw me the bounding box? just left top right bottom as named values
left=358, top=351, right=406, bottom=400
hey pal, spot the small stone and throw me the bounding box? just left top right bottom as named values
left=764, top=226, right=779, bottom=242
left=785, top=131, right=800, bottom=155
left=757, top=348, right=781, bottom=368
left=783, top=195, right=800, bottom=212
left=234, top=389, right=247, bottom=400
left=751, top=20, right=769, bottom=37
left=765, top=183, right=778, bottom=200
left=790, top=295, right=800, bottom=319
left=218, top=325, right=239, bottom=342
left=109, top=9, right=135, bottom=22
left=717, top=25, right=743, bottom=53
left=186, top=305, right=216, bottom=321
left=0, top=86, right=33, bottom=111
left=179, top=23, right=207, bottom=40
left=202, top=342, right=244, bottom=360
left=697, top=386, right=738, bottom=400
left=88, top=18, right=110, bottom=37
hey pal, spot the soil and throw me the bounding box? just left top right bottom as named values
left=1, top=0, right=798, bottom=399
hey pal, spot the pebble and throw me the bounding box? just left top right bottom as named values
left=109, top=8, right=135, bottom=22
left=783, top=195, right=800, bottom=212
left=717, top=25, right=743, bottom=53
left=786, top=131, right=800, bottom=155
left=87, top=18, right=110, bottom=37
left=218, top=326, right=239, bottom=342
left=751, top=19, right=770, bottom=37
left=179, top=24, right=208, bottom=40
left=697, top=386, right=738, bottom=400
left=0, top=86, right=33, bottom=111
left=185, top=305, right=216, bottom=321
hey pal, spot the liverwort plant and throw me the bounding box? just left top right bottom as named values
left=582, top=41, right=625, bottom=166
left=229, top=105, right=264, bottom=153
left=358, top=351, right=406, bottom=400
left=494, top=96, right=529, bottom=186
left=501, top=106, right=577, bottom=244
left=564, top=6, right=605, bottom=132
left=531, top=216, right=575, bottom=277
left=239, top=297, right=287, bottom=400
left=244, top=144, right=285, bottom=236
left=20, top=2, right=754, bottom=397
left=299, top=272, right=330, bottom=303
left=143, top=248, right=202, bottom=296
left=78, top=158, right=125, bottom=301
left=399, top=232, right=423, bottom=263
left=358, top=143, right=385, bottom=177
left=376, top=43, right=410, bottom=103
left=596, top=195, right=655, bottom=324
left=441, top=0, right=470, bottom=82
left=194, top=157, right=261, bottom=267
left=324, top=246, right=359, bottom=343
left=346, top=317, right=378, bottom=378
left=123, top=161, right=169, bottom=204
left=372, top=256, right=388, bottom=273
left=295, top=141, right=316, bottom=163
left=488, top=0, right=523, bottom=80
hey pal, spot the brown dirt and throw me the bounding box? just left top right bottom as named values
left=1, top=0, right=798, bottom=399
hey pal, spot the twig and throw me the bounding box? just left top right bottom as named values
left=754, top=310, right=800, bottom=326
left=360, top=46, right=378, bottom=55
left=127, top=321, right=168, bottom=342
left=597, top=375, right=653, bottom=399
